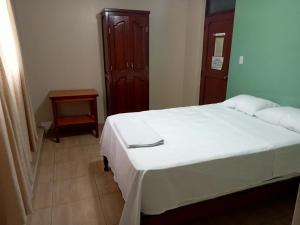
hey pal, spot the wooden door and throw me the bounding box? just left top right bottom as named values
left=199, top=11, right=234, bottom=105
left=129, top=14, right=149, bottom=112
left=108, top=14, right=131, bottom=114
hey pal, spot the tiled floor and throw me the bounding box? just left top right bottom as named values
left=28, top=133, right=124, bottom=225
left=28, top=132, right=296, bottom=225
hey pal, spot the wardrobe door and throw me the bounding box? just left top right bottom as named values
left=108, top=15, right=131, bottom=114
left=129, top=14, right=149, bottom=112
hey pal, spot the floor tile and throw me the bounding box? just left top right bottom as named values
left=59, top=136, right=81, bottom=148
left=43, top=138, right=65, bottom=151
left=52, top=197, right=106, bottom=225
left=100, top=191, right=124, bottom=225
left=37, top=164, right=54, bottom=183
left=95, top=171, right=119, bottom=195
left=53, top=176, right=97, bottom=205
left=54, top=146, right=89, bottom=164
left=79, top=134, right=100, bottom=146
left=89, top=159, right=105, bottom=175
left=33, top=182, right=53, bottom=209
left=40, top=148, right=55, bottom=167
left=28, top=208, right=51, bottom=225
left=82, top=144, right=102, bottom=159
left=54, top=160, right=92, bottom=181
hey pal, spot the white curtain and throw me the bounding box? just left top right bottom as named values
left=0, top=0, right=39, bottom=224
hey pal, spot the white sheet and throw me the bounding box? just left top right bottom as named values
left=100, top=104, right=300, bottom=225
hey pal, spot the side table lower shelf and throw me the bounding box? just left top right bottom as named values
left=56, top=115, right=96, bottom=127
left=54, top=115, right=99, bottom=142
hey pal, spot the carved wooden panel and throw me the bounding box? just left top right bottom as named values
left=131, top=15, right=148, bottom=71
left=109, top=15, right=130, bottom=73
left=111, top=77, right=128, bottom=113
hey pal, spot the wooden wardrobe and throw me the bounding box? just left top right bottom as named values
left=100, top=8, right=150, bottom=116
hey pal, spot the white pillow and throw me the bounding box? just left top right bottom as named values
left=255, top=107, right=300, bottom=133
left=281, top=108, right=300, bottom=133
left=223, top=95, right=279, bottom=116
left=255, top=107, right=292, bottom=125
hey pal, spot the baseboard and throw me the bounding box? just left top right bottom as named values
left=31, top=127, right=45, bottom=193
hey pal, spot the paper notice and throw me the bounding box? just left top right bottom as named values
left=211, top=56, right=224, bottom=70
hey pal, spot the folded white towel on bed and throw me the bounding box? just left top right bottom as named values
left=114, top=119, right=164, bottom=148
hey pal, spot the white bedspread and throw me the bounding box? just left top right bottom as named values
left=100, top=104, right=300, bottom=225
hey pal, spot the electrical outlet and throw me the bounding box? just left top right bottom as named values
left=239, top=56, right=244, bottom=65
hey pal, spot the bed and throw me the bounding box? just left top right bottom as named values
left=100, top=103, right=300, bottom=225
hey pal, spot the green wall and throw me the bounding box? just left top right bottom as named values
left=227, top=0, right=300, bottom=107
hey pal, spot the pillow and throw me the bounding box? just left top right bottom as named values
left=223, top=95, right=279, bottom=116
left=255, top=107, right=300, bottom=133
left=281, top=108, right=300, bottom=133
left=255, top=107, right=292, bottom=125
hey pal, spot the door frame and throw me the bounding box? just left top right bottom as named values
left=199, top=10, right=235, bottom=105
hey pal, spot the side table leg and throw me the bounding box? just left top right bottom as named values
left=92, top=98, right=99, bottom=138
left=52, top=100, right=60, bottom=143
left=55, top=126, right=60, bottom=143
left=95, top=123, right=99, bottom=138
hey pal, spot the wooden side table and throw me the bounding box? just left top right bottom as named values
left=49, top=89, right=99, bottom=143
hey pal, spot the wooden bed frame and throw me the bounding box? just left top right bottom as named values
left=141, top=177, right=299, bottom=225
left=103, top=156, right=299, bottom=225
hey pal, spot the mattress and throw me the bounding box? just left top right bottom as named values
left=100, top=104, right=300, bottom=225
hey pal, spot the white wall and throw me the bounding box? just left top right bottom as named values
left=12, top=0, right=205, bottom=123
left=183, top=0, right=206, bottom=105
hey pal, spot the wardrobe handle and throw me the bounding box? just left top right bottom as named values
left=131, top=63, right=134, bottom=70
left=126, top=62, right=129, bottom=68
